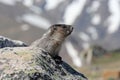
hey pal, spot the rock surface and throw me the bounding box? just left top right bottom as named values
left=0, top=36, right=27, bottom=48
left=0, top=36, right=87, bottom=80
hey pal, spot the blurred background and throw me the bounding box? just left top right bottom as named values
left=0, top=0, right=120, bottom=80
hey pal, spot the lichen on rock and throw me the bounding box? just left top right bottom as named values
left=0, top=46, right=87, bottom=80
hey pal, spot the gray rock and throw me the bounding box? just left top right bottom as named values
left=0, top=36, right=27, bottom=48
left=0, top=36, right=87, bottom=80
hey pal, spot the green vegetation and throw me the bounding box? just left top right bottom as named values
left=79, top=52, right=120, bottom=80
left=93, top=52, right=120, bottom=65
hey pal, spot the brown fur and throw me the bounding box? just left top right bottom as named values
left=30, top=24, right=73, bottom=57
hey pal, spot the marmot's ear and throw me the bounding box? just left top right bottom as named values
left=53, top=26, right=57, bottom=30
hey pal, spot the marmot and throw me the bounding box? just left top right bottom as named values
left=31, top=24, right=73, bottom=60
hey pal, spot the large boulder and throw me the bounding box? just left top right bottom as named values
left=0, top=36, right=87, bottom=80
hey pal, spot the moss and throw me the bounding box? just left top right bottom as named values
left=15, top=50, right=33, bottom=61
left=25, top=69, right=38, bottom=74
left=29, top=62, right=36, bottom=67
left=4, top=65, right=9, bottom=69
left=16, top=50, right=31, bottom=56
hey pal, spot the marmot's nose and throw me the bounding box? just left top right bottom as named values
left=70, top=26, right=73, bottom=32
left=66, top=25, right=73, bottom=35
left=67, top=25, right=73, bottom=32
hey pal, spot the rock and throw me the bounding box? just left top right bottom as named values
left=0, top=36, right=27, bottom=48
left=0, top=24, right=87, bottom=80
left=0, top=47, right=87, bottom=80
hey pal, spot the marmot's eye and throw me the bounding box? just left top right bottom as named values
left=53, top=26, right=57, bottom=30
left=62, top=25, right=66, bottom=28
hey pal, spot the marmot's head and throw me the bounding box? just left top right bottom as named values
left=44, top=24, right=73, bottom=41
left=31, top=24, right=73, bottom=56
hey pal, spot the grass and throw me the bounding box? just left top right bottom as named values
left=93, top=52, right=120, bottom=65
left=78, top=52, right=120, bottom=80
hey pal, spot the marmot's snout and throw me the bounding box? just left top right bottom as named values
left=60, top=24, right=73, bottom=35
left=66, top=25, right=73, bottom=35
